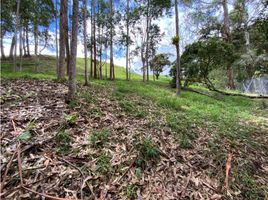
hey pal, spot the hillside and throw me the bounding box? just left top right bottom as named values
left=1, top=57, right=268, bottom=199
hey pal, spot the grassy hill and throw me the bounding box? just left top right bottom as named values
left=1, top=56, right=268, bottom=199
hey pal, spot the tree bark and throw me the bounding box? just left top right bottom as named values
left=90, top=0, right=94, bottom=78
left=83, top=0, right=89, bottom=85
left=55, top=0, right=59, bottom=76
left=34, top=23, right=39, bottom=72
left=1, top=30, right=5, bottom=59
left=58, top=0, right=67, bottom=80
left=13, top=0, right=21, bottom=71
left=19, top=24, right=23, bottom=71
left=222, top=0, right=235, bottom=89
left=126, top=0, right=129, bottom=80
left=93, top=0, right=97, bottom=79
left=26, top=22, right=30, bottom=56
left=22, top=27, right=26, bottom=56
left=109, top=0, right=114, bottom=80
left=68, top=0, right=79, bottom=101
left=9, top=35, right=15, bottom=58
left=175, top=0, right=181, bottom=95
left=145, top=0, right=150, bottom=82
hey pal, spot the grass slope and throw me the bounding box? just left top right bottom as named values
left=1, top=56, right=268, bottom=199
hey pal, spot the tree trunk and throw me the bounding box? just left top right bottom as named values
left=34, top=23, right=39, bottom=72
left=19, top=24, right=23, bottom=71
left=58, top=0, right=67, bottom=80
left=126, top=0, right=129, bottom=80
left=93, top=0, right=97, bottom=79
left=83, top=0, right=89, bottom=85
left=145, top=0, right=150, bottom=82
left=99, top=26, right=103, bottom=80
left=109, top=0, right=114, bottom=80
left=13, top=0, right=21, bottom=71
left=175, top=0, right=181, bottom=95
left=22, top=27, right=26, bottom=56
left=1, top=30, right=5, bottom=59
left=55, top=0, right=59, bottom=76
left=90, top=0, right=94, bottom=78
left=9, top=35, right=15, bottom=58
left=222, top=0, right=235, bottom=89
left=67, top=0, right=79, bottom=101
left=26, top=23, right=30, bottom=56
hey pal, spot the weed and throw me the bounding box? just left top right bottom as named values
left=135, top=110, right=148, bottom=118
left=56, top=130, right=72, bottom=144
left=135, top=167, right=142, bottom=179
left=56, top=145, right=71, bottom=155
left=96, top=152, right=111, bottom=174
left=88, top=107, right=103, bottom=118
left=119, top=100, right=135, bottom=112
left=126, top=184, right=138, bottom=199
left=64, top=113, right=79, bottom=125
left=179, top=134, right=192, bottom=149
left=90, top=128, right=110, bottom=147
left=136, top=138, right=160, bottom=168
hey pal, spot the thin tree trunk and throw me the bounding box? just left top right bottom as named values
left=58, top=0, right=67, bottom=80
left=13, top=0, right=21, bottom=71
left=222, top=0, right=235, bottom=89
left=55, top=0, right=59, bottom=76
left=26, top=23, right=30, bottom=56
left=34, top=23, right=39, bottom=72
left=68, top=0, right=79, bottom=101
left=9, top=35, right=15, bottom=58
left=22, top=27, right=26, bottom=56
left=105, top=46, right=108, bottom=79
left=90, top=0, right=93, bottom=78
left=99, top=26, right=103, bottom=79
left=109, top=0, right=114, bottom=80
left=19, top=24, right=23, bottom=71
left=1, top=30, right=5, bottom=59
left=175, top=0, right=181, bottom=95
left=126, top=0, right=129, bottom=80
left=93, top=0, right=97, bottom=79
left=145, top=0, right=150, bottom=82
left=83, top=0, right=89, bottom=85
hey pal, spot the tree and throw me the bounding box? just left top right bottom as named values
left=150, top=53, right=170, bottom=80
left=83, top=0, right=89, bottom=85
left=55, top=0, right=59, bottom=76
left=109, top=0, right=115, bottom=80
left=67, top=0, right=79, bottom=101
left=174, top=0, right=181, bottom=95
left=58, top=0, right=67, bottom=80
left=13, top=0, right=21, bottom=71
left=126, top=0, right=130, bottom=80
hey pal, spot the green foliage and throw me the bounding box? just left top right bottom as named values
left=126, top=184, right=138, bottom=199
left=64, top=113, right=79, bottom=125
left=171, top=35, right=180, bottom=46
left=150, top=53, right=171, bottom=79
left=119, top=100, right=135, bottom=112
left=96, top=153, right=111, bottom=174
left=90, top=128, right=110, bottom=147
left=17, top=131, right=32, bottom=142
left=56, top=130, right=72, bottom=144
left=135, top=167, right=142, bottom=179
left=136, top=138, right=160, bottom=167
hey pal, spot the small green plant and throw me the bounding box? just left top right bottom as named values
left=96, top=153, right=111, bottom=174
left=135, top=110, right=148, bottom=118
left=136, top=138, right=160, bottom=168
left=119, top=100, right=135, bottom=112
left=56, top=145, right=71, bottom=155
left=64, top=113, right=79, bottom=125
left=26, top=119, right=37, bottom=131
left=56, top=130, right=72, bottom=144
left=90, top=128, right=110, bottom=147
left=126, top=184, right=138, bottom=199
left=179, top=134, right=192, bottom=149
left=17, top=119, right=37, bottom=142
left=135, top=167, right=142, bottom=179
left=172, top=35, right=180, bottom=46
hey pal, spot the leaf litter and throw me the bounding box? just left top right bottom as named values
left=0, top=79, right=267, bottom=199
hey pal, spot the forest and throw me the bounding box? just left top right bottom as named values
left=0, top=0, right=268, bottom=199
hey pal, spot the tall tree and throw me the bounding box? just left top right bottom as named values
left=13, top=0, right=21, bottom=71
left=83, top=0, right=89, bottom=85
left=126, top=0, right=130, bottom=80
left=55, top=0, right=59, bottom=76
left=68, top=0, right=79, bottom=101
left=58, top=0, right=67, bottom=80
left=109, top=0, right=115, bottom=80
left=174, top=0, right=181, bottom=95
left=222, top=0, right=235, bottom=89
